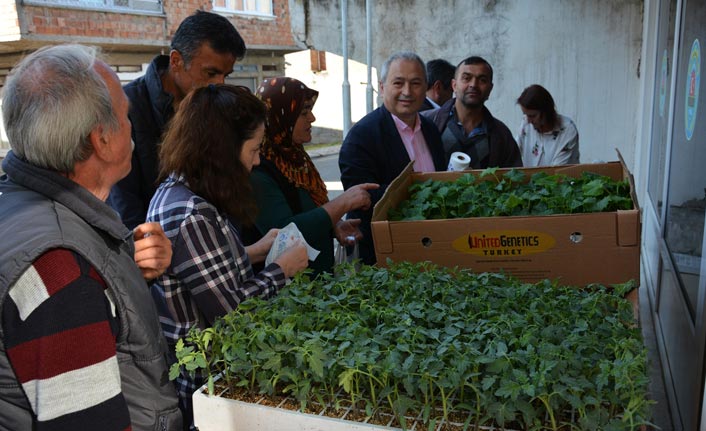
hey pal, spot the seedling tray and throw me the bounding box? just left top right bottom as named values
left=193, top=377, right=525, bottom=431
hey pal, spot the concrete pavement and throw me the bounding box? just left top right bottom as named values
left=306, top=143, right=342, bottom=159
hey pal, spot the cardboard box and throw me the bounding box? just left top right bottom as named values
left=371, top=157, right=641, bottom=287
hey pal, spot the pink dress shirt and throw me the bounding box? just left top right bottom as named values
left=391, top=113, right=436, bottom=172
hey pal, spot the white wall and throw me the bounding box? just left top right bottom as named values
left=291, top=0, right=644, bottom=169
left=0, top=97, right=8, bottom=152
left=502, top=1, right=643, bottom=168
left=285, top=50, right=378, bottom=137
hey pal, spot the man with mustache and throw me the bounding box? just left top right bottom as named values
left=339, top=51, right=446, bottom=265
left=0, top=44, right=181, bottom=431
left=108, top=11, right=247, bottom=230
left=424, top=56, right=522, bottom=168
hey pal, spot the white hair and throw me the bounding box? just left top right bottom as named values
left=380, top=51, right=427, bottom=84
left=1, top=44, right=119, bottom=172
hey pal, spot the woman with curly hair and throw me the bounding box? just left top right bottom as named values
left=146, top=84, right=308, bottom=428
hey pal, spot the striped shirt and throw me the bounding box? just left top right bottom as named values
left=147, top=174, right=287, bottom=420
left=2, top=248, right=131, bottom=431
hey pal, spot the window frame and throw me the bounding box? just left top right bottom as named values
left=212, top=0, right=275, bottom=18
left=23, top=0, right=162, bottom=14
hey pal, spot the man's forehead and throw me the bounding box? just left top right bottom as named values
left=389, top=59, right=424, bottom=78
left=459, top=63, right=490, bottom=76
left=95, top=61, right=120, bottom=87
left=192, top=44, right=235, bottom=66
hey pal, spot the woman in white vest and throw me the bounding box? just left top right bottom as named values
left=516, top=84, right=580, bottom=167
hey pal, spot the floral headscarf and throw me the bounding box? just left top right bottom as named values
left=256, top=77, right=329, bottom=206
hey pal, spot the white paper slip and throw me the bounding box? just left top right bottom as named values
left=264, top=222, right=320, bottom=266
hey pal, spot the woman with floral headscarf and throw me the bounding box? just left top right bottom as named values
left=247, top=77, right=378, bottom=275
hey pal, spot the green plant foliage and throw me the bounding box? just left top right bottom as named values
left=388, top=169, right=634, bottom=221
left=173, top=262, right=653, bottom=430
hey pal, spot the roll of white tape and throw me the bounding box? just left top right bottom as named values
left=447, top=152, right=471, bottom=171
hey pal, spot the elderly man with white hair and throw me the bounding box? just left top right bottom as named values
left=338, top=51, right=447, bottom=265
left=0, top=44, right=182, bottom=430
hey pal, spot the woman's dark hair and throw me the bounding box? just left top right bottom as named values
left=159, top=84, right=266, bottom=225
left=517, top=84, right=558, bottom=130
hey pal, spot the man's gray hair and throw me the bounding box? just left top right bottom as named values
left=379, top=51, right=427, bottom=84
left=1, top=44, right=119, bottom=173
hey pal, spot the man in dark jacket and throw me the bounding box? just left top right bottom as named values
left=423, top=56, right=522, bottom=169
left=419, top=58, right=455, bottom=112
left=108, top=10, right=247, bottom=229
left=339, top=51, right=446, bottom=265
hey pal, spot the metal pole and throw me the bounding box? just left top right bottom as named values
left=341, top=0, right=351, bottom=138
left=365, top=0, right=373, bottom=113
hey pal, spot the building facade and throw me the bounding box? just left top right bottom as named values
left=0, top=0, right=303, bottom=154
left=636, top=0, right=705, bottom=429
left=0, top=0, right=301, bottom=89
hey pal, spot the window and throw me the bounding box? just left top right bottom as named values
left=661, top=0, right=706, bottom=320
left=213, top=0, right=273, bottom=17
left=24, top=0, right=162, bottom=13
left=310, top=50, right=327, bottom=73
left=646, top=0, right=678, bottom=217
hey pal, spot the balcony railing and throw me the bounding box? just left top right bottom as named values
left=24, top=0, right=162, bottom=14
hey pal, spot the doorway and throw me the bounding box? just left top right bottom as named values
left=643, top=0, right=706, bottom=429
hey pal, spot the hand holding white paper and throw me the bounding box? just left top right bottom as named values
left=447, top=152, right=471, bottom=171
left=265, top=222, right=320, bottom=266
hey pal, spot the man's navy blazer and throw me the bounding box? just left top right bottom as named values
left=338, top=105, right=446, bottom=265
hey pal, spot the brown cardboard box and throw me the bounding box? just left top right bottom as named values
left=371, top=157, right=641, bottom=287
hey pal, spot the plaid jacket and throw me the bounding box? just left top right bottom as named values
left=147, top=174, right=286, bottom=425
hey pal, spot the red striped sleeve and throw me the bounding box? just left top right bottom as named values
left=7, top=321, right=116, bottom=382
left=2, top=248, right=132, bottom=430
left=33, top=249, right=81, bottom=296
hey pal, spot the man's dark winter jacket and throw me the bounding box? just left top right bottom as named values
left=422, top=98, right=522, bottom=169
left=108, top=55, right=175, bottom=229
